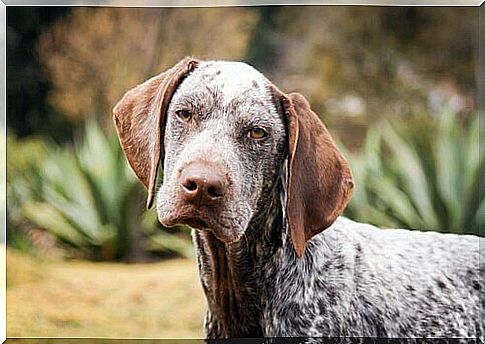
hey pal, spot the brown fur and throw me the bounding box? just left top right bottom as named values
left=272, top=87, right=355, bottom=257
left=112, top=57, right=199, bottom=208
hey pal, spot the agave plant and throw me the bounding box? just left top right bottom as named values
left=7, top=136, right=50, bottom=251
left=344, top=109, right=482, bottom=235
left=8, top=121, right=193, bottom=260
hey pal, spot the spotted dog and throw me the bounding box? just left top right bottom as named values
left=113, top=57, right=484, bottom=339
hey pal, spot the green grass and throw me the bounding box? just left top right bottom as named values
left=7, top=248, right=205, bottom=338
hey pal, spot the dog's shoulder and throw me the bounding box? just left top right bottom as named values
left=328, top=216, right=481, bottom=256
left=321, top=216, right=482, bottom=291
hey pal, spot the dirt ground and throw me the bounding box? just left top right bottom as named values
left=7, top=248, right=206, bottom=338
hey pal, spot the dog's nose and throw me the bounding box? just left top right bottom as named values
left=180, top=163, right=227, bottom=206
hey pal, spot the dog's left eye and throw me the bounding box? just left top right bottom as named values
left=248, top=127, right=268, bottom=140
left=175, top=109, right=192, bottom=122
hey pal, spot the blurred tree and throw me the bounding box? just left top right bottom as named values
left=9, top=7, right=477, bottom=145
left=247, top=7, right=477, bottom=148
left=37, top=7, right=258, bottom=128
left=246, top=6, right=285, bottom=73
left=7, top=7, right=72, bottom=141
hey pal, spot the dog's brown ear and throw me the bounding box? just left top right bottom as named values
left=113, top=57, right=199, bottom=208
left=271, top=86, right=354, bottom=257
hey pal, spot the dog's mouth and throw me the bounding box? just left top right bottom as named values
left=159, top=203, right=225, bottom=230
left=181, top=216, right=210, bottom=230
left=159, top=208, right=243, bottom=244
left=161, top=210, right=212, bottom=230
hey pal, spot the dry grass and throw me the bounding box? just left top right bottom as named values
left=7, top=248, right=206, bottom=338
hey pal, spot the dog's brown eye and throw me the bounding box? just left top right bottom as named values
left=248, top=128, right=268, bottom=140
left=175, top=109, right=192, bottom=122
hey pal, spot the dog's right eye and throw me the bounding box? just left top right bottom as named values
left=175, top=109, right=192, bottom=122
left=248, top=127, right=269, bottom=140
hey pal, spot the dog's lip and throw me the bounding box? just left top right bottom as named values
left=160, top=210, right=213, bottom=230
left=158, top=204, right=247, bottom=244
left=159, top=210, right=243, bottom=244
left=181, top=217, right=210, bottom=230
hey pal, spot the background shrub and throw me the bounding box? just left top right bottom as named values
left=7, top=122, right=193, bottom=260
left=345, top=109, right=482, bottom=235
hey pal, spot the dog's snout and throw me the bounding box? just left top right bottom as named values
left=180, top=163, right=227, bottom=206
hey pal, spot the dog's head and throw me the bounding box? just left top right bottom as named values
left=113, top=57, right=354, bottom=257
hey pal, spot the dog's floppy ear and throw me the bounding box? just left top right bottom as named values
left=113, top=57, right=199, bottom=208
left=271, top=86, right=354, bottom=257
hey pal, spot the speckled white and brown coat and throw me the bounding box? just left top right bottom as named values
left=113, top=57, right=484, bottom=340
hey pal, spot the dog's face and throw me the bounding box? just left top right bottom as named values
left=157, top=61, right=287, bottom=243
left=113, top=57, right=354, bottom=256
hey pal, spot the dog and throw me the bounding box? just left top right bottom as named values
left=113, top=57, right=483, bottom=339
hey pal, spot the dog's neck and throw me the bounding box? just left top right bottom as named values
left=192, top=183, right=285, bottom=338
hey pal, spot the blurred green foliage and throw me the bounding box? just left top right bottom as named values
left=7, top=122, right=193, bottom=260
left=345, top=109, right=482, bottom=235
left=7, top=136, right=49, bottom=252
